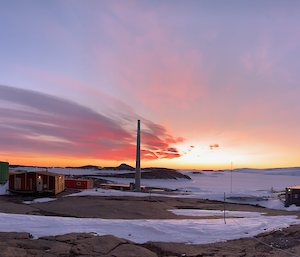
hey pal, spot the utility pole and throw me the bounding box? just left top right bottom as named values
left=135, top=120, right=141, bottom=191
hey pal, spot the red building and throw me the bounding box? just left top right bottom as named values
left=65, top=178, right=94, bottom=190
left=9, top=171, right=65, bottom=195
left=100, top=183, right=146, bottom=191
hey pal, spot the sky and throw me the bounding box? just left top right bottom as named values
left=0, top=0, right=300, bottom=169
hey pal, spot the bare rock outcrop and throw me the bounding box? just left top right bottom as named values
left=0, top=232, right=158, bottom=257
left=109, top=244, right=158, bottom=257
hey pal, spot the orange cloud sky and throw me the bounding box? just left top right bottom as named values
left=0, top=85, right=184, bottom=166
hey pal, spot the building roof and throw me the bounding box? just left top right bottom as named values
left=9, top=171, right=23, bottom=175
left=34, top=171, right=64, bottom=177
left=65, top=178, right=93, bottom=182
left=9, top=170, right=64, bottom=177
left=287, top=185, right=300, bottom=190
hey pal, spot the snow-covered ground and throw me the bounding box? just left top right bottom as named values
left=67, top=187, right=300, bottom=211
left=32, top=166, right=300, bottom=211
left=169, top=209, right=266, bottom=217
left=0, top=182, right=8, bottom=195
left=23, top=197, right=57, bottom=205
left=2, top=166, right=300, bottom=245
left=6, top=166, right=300, bottom=210
left=0, top=212, right=299, bottom=244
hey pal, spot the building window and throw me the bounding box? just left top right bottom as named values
left=295, top=194, right=298, bottom=199
left=76, top=182, right=81, bottom=186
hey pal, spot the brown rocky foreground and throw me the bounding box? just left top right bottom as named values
left=3, top=225, right=300, bottom=257
left=0, top=232, right=158, bottom=257
left=1, top=194, right=300, bottom=256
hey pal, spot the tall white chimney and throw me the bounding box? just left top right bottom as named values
left=135, top=120, right=141, bottom=191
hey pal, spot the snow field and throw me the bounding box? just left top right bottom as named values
left=169, top=209, right=266, bottom=217
left=0, top=212, right=299, bottom=244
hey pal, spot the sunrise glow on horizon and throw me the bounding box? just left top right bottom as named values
left=1, top=1, right=300, bottom=170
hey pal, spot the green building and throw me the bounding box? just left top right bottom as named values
left=0, top=161, right=9, bottom=183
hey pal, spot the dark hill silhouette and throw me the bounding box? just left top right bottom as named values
left=99, top=167, right=191, bottom=180
left=9, top=165, right=25, bottom=168
left=116, top=163, right=135, bottom=171
left=65, top=165, right=101, bottom=170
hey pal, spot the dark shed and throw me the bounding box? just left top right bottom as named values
left=285, top=186, right=300, bottom=207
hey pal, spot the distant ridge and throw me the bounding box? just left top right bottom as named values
left=65, top=165, right=101, bottom=170
left=115, top=163, right=135, bottom=171
left=99, top=167, right=191, bottom=180
left=142, top=167, right=177, bottom=172
left=9, top=165, right=25, bottom=168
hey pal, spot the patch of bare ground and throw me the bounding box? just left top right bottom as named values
left=1, top=194, right=297, bottom=219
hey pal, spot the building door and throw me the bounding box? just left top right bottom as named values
left=37, top=178, right=43, bottom=191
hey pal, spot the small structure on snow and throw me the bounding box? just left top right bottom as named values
left=65, top=178, right=94, bottom=190
left=285, top=186, right=300, bottom=207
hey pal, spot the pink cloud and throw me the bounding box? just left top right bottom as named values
left=165, top=136, right=185, bottom=144
left=0, top=84, right=183, bottom=162
left=155, top=151, right=181, bottom=159
left=209, top=144, right=219, bottom=150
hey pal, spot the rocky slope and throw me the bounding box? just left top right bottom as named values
left=98, top=168, right=191, bottom=180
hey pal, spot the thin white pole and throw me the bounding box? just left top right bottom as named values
left=224, top=192, right=226, bottom=224
left=231, top=162, right=233, bottom=193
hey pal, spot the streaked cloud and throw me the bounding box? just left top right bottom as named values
left=0, top=84, right=183, bottom=162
